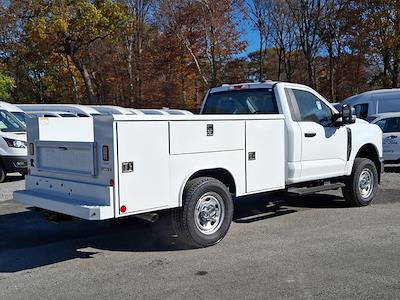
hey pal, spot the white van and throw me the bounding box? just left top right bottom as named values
left=343, top=89, right=400, bottom=119
left=27, top=111, right=78, bottom=118
left=90, top=105, right=134, bottom=115
left=17, top=104, right=101, bottom=117
left=0, top=101, right=29, bottom=125
left=0, top=109, right=27, bottom=182
left=139, top=109, right=170, bottom=115
left=368, top=112, right=400, bottom=164
left=163, top=109, right=194, bottom=115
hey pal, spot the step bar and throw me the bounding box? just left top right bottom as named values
left=287, top=183, right=345, bottom=196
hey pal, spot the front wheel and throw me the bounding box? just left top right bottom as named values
left=342, top=158, right=378, bottom=207
left=172, top=177, right=234, bottom=247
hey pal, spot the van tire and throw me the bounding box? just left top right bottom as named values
left=342, top=158, right=378, bottom=207
left=0, top=164, right=6, bottom=183
left=172, top=177, right=234, bottom=248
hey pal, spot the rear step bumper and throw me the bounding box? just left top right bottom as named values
left=14, top=190, right=114, bottom=220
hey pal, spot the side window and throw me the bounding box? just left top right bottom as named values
left=384, top=118, right=400, bottom=133
left=291, top=89, right=333, bottom=126
left=354, top=103, right=369, bottom=119
left=375, top=119, right=386, bottom=132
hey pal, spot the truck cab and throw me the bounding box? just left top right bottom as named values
left=201, top=82, right=383, bottom=187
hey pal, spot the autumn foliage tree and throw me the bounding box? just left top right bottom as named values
left=1, top=0, right=400, bottom=107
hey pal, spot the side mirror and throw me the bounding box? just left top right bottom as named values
left=341, top=104, right=356, bottom=125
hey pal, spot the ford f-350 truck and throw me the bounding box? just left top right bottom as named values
left=14, top=82, right=383, bottom=247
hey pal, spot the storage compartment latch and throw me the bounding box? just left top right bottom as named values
left=122, top=161, right=134, bottom=173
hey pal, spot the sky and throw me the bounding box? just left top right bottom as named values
left=240, top=19, right=260, bottom=57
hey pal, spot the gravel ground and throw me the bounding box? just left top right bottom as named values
left=0, top=174, right=24, bottom=203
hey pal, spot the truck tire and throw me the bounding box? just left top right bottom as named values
left=342, top=158, right=378, bottom=207
left=172, top=177, right=234, bottom=247
left=0, top=164, right=5, bottom=183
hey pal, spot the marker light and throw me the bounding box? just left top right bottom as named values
left=102, top=145, right=109, bottom=161
left=120, top=205, right=127, bottom=213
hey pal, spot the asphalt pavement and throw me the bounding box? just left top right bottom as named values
left=0, top=168, right=399, bottom=299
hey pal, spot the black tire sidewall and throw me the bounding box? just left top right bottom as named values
left=184, top=179, right=233, bottom=247
left=351, top=159, right=378, bottom=206
left=0, top=164, right=5, bottom=183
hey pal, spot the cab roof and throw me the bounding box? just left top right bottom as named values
left=209, top=81, right=278, bottom=93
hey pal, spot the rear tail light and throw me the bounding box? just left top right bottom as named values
left=102, top=145, right=109, bottom=161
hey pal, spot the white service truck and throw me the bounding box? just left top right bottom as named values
left=14, top=82, right=383, bottom=247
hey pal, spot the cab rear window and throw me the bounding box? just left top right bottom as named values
left=202, top=89, right=278, bottom=114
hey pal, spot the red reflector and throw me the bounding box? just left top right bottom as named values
left=233, top=85, right=242, bottom=90
left=109, top=179, right=114, bottom=187
left=120, top=205, right=127, bottom=213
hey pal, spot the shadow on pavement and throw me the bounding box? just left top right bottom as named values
left=0, top=191, right=348, bottom=273
left=384, top=165, right=400, bottom=173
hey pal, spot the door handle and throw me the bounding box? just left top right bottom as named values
left=304, top=132, right=316, bottom=138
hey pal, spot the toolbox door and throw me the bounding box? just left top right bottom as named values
left=116, top=121, right=170, bottom=215
left=245, top=119, right=285, bottom=193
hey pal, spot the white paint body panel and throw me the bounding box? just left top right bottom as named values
left=169, top=121, right=245, bottom=155
left=37, top=118, right=94, bottom=142
left=245, top=120, right=285, bottom=192
left=117, top=121, right=170, bottom=214
left=298, top=122, right=347, bottom=180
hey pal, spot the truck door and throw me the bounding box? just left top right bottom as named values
left=286, top=88, right=348, bottom=181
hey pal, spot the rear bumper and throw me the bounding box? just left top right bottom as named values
left=0, top=155, right=27, bottom=173
left=13, top=176, right=115, bottom=220
left=14, top=190, right=114, bottom=220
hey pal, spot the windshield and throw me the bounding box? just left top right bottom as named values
left=0, top=110, right=26, bottom=132
left=12, top=111, right=29, bottom=125
left=202, top=88, right=279, bottom=114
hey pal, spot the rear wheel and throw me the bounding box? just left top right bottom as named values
left=342, top=158, right=378, bottom=207
left=172, top=177, right=234, bottom=247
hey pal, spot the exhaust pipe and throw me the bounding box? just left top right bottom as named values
left=134, top=212, right=159, bottom=223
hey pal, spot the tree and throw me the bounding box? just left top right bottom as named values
left=24, top=0, right=129, bottom=104
left=244, top=0, right=272, bottom=81
left=0, top=71, right=15, bottom=101
left=286, top=0, right=326, bottom=88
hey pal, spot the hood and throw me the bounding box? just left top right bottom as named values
left=355, top=118, right=369, bottom=125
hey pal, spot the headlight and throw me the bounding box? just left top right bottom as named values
left=3, top=138, right=27, bottom=149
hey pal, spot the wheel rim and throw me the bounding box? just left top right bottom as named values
left=358, top=168, right=374, bottom=199
left=194, top=192, right=225, bottom=235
